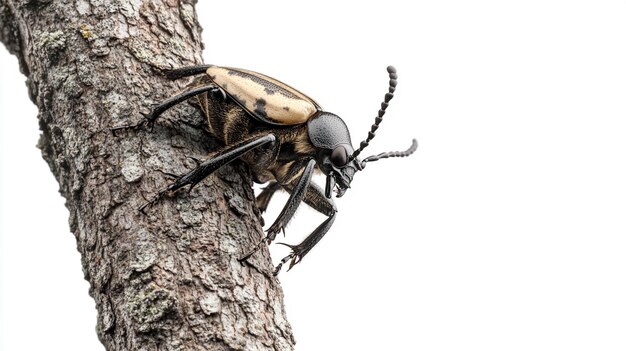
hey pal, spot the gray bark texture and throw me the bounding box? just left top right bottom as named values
left=0, top=1, right=295, bottom=350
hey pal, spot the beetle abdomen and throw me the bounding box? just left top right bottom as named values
left=206, top=66, right=321, bottom=125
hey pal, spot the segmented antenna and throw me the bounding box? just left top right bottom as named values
left=349, top=65, right=398, bottom=161
left=360, top=139, right=418, bottom=168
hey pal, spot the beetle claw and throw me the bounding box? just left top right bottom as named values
left=273, top=250, right=302, bottom=275
left=239, top=237, right=270, bottom=262
left=266, top=223, right=284, bottom=243
left=156, top=169, right=181, bottom=180
left=138, top=189, right=166, bottom=213
left=187, top=156, right=203, bottom=166
left=111, top=118, right=149, bottom=136
left=275, top=241, right=295, bottom=249
left=273, top=253, right=294, bottom=275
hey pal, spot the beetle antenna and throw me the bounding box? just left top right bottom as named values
left=360, top=139, right=418, bottom=168
left=349, top=65, right=398, bottom=161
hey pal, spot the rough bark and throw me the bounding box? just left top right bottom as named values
left=0, top=1, right=295, bottom=350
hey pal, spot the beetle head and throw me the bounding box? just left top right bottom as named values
left=307, top=112, right=360, bottom=198
left=307, top=66, right=418, bottom=198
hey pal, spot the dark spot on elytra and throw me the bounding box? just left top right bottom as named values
left=264, top=88, right=275, bottom=95
left=282, top=106, right=290, bottom=111
left=254, top=98, right=268, bottom=118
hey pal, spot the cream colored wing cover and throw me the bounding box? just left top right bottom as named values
left=207, top=66, right=321, bottom=125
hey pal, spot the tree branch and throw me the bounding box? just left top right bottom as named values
left=0, top=0, right=295, bottom=350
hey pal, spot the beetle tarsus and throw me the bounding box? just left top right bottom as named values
left=238, top=237, right=270, bottom=262
left=138, top=188, right=168, bottom=213
left=273, top=213, right=336, bottom=274
left=186, top=156, right=203, bottom=167
left=156, top=169, right=181, bottom=180
left=273, top=252, right=296, bottom=276
left=136, top=171, right=208, bottom=214
left=111, top=119, right=149, bottom=136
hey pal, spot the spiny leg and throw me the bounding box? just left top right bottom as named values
left=239, top=159, right=316, bottom=261
left=274, top=183, right=337, bottom=275
left=139, top=134, right=276, bottom=212
left=112, top=84, right=224, bottom=134
left=266, top=159, right=317, bottom=241
left=114, top=64, right=215, bottom=133
left=298, top=182, right=337, bottom=216
left=240, top=180, right=338, bottom=274
left=274, top=214, right=336, bottom=275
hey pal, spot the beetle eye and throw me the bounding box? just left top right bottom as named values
left=330, top=145, right=348, bottom=167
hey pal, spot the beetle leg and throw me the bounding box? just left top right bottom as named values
left=186, top=155, right=203, bottom=167
left=152, top=156, right=203, bottom=181
left=298, top=182, right=337, bottom=216
left=255, top=181, right=283, bottom=214
left=253, top=181, right=283, bottom=226
left=240, top=171, right=337, bottom=272
left=155, top=169, right=181, bottom=180
left=163, top=65, right=212, bottom=80
left=239, top=160, right=316, bottom=261
left=111, top=84, right=223, bottom=134
left=139, top=134, right=276, bottom=212
left=273, top=183, right=337, bottom=275
left=274, top=214, right=336, bottom=275
left=265, top=159, right=316, bottom=242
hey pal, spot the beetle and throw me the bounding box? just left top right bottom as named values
left=113, top=64, right=417, bottom=275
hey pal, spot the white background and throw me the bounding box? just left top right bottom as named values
left=2, top=1, right=626, bottom=350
